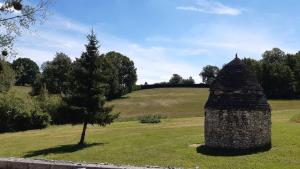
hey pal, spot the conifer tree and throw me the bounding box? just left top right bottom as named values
left=65, top=31, right=118, bottom=145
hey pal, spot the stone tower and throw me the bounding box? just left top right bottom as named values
left=204, top=55, right=271, bottom=151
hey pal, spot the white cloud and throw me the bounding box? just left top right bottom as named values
left=14, top=14, right=203, bottom=84
left=16, top=12, right=297, bottom=85
left=46, top=15, right=89, bottom=34
left=99, top=36, right=202, bottom=84
left=176, top=0, right=241, bottom=16
left=16, top=47, right=55, bottom=65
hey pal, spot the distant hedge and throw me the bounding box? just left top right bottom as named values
left=140, top=83, right=209, bottom=90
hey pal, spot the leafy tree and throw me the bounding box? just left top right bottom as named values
left=64, top=31, right=118, bottom=145
left=12, top=58, right=40, bottom=86
left=0, top=60, right=14, bottom=92
left=0, top=0, right=50, bottom=59
left=261, top=48, right=296, bottom=98
left=200, top=65, right=219, bottom=85
left=42, top=52, right=72, bottom=94
left=169, top=74, right=183, bottom=85
left=261, top=62, right=295, bottom=98
left=202, top=49, right=300, bottom=99
left=262, top=48, right=285, bottom=64
left=285, top=53, right=300, bottom=96
left=104, top=51, right=137, bottom=100
left=182, top=76, right=195, bottom=85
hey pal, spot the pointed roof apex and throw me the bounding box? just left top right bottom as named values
left=235, top=53, right=238, bottom=59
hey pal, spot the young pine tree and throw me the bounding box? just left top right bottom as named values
left=65, top=31, right=118, bottom=145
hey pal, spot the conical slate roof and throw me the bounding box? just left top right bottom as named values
left=205, top=56, right=270, bottom=111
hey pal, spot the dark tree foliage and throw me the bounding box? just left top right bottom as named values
left=242, top=58, right=263, bottom=84
left=261, top=62, right=295, bottom=99
left=140, top=83, right=208, bottom=89
left=167, top=74, right=196, bottom=85
left=286, top=53, right=300, bottom=96
left=42, top=52, right=72, bottom=94
left=64, top=31, right=118, bottom=145
left=12, top=58, right=39, bottom=86
left=169, top=74, right=183, bottom=85
left=201, top=48, right=300, bottom=99
left=182, top=76, right=195, bottom=85
left=243, top=48, right=300, bottom=99
left=200, top=65, right=220, bottom=85
left=104, top=51, right=137, bottom=100
left=260, top=48, right=296, bottom=98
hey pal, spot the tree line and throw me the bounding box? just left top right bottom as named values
left=0, top=31, right=137, bottom=145
left=141, top=74, right=209, bottom=89
left=2, top=47, right=137, bottom=101
left=200, top=48, right=300, bottom=99
left=144, top=74, right=196, bottom=86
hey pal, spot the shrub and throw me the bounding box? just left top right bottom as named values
left=31, top=73, right=44, bottom=96
left=139, top=114, right=162, bottom=124
left=0, top=93, right=50, bottom=133
left=30, top=110, right=50, bottom=129
left=0, top=61, right=15, bottom=92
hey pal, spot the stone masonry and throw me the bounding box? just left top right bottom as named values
left=204, top=55, right=271, bottom=151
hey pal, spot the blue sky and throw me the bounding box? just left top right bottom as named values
left=15, top=0, right=300, bottom=84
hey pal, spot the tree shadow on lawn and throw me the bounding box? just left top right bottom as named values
left=24, top=142, right=105, bottom=158
left=196, top=144, right=271, bottom=156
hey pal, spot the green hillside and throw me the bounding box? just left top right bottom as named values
left=108, top=88, right=209, bottom=120
left=5, top=86, right=300, bottom=119
left=109, top=88, right=300, bottom=120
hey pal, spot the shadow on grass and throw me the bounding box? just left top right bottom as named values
left=196, top=144, right=271, bottom=156
left=24, top=142, right=105, bottom=158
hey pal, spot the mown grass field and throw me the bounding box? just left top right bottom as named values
left=0, top=87, right=300, bottom=169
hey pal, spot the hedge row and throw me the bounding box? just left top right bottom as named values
left=140, top=83, right=209, bottom=90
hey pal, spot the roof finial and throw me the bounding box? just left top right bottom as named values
left=235, top=53, right=238, bottom=59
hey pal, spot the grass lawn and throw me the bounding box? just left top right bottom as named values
left=0, top=87, right=300, bottom=168
left=0, top=111, right=299, bottom=169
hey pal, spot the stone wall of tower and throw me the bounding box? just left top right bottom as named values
left=204, top=109, right=271, bottom=149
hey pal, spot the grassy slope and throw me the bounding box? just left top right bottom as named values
left=108, top=88, right=209, bottom=120
left=109, top=88, right=300, bottom=120
left=0, top=87, right=300, bottom=168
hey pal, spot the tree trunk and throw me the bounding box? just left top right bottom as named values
left=78, top=120, right=88, bottom=145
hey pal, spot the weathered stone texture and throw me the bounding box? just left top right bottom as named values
left=205, top=109, right=271, bottom=149
left=204, top=56, right=272, bottom=151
